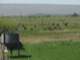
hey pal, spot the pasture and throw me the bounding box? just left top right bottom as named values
left=0, top=16, right=80, bottom=35
left=9, top=41, right=80, bottom=60
left=0, top=16, right=80, bottom=60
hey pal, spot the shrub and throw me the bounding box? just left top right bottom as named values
left=64, top=22, right=68, bottom=27
left=48, top=26, right=53, bottom=31
left=30, top=28, right=34, bottom=31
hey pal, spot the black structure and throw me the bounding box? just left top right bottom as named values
left=0, top=32, right=23, bottom=56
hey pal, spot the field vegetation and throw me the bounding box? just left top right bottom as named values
left=0, top=16, right=80, bottom=42
left=0, top=16, right=80, bottom=60
left=9, top=41, right=80, bottom=60
left=0, top=16, right=80, bottom=34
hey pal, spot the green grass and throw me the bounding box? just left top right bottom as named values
left=9, top=41, right=80, bottom=60
left=1, top=16, right=80, bottom=60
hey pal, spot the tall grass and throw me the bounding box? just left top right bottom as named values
left=0, top=16, right=80, bottom=36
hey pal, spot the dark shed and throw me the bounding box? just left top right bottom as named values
left=0, top=32, right=23, bottom=50
left=4, top=32, right=19, bottom=44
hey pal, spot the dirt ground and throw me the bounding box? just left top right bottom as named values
left=20, top=33, right=80, bottom=43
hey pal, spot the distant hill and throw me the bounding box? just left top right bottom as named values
left=0, top=4, right=80, bottom=16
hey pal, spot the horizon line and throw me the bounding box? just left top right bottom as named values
left=0, top=3, right=80, bottom=5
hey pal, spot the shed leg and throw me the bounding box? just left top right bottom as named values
left=10, top=50, right=13, bottom=56
left=18, top=49, right=20, bottom=56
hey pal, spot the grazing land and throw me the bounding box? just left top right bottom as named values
left=10, top=41, right=80, bottom=60
left=0, top=16, right=80, bottom=42
left=0, top=16, right=80, bottom=60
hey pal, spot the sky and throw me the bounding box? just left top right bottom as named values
left=0, top=0, right=80, bottom=5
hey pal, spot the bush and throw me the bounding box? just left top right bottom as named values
left=30, top=28, right=34, bottom=31
left=48, top=26, right=53, bottom=31
left=56, top=23, right=62, bottom=30
left=64, top=22, right=68, bottom=27
left=72, top=12, right=79, bottom=17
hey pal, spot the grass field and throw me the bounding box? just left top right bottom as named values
left=0, top=16, right=80, bottom=35
left=0, top=16, right=80, bottom=60
left=8, top=41, right=80, bottom=60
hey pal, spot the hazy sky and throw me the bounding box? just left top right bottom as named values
left=0, top=0, right=80, bottom=5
